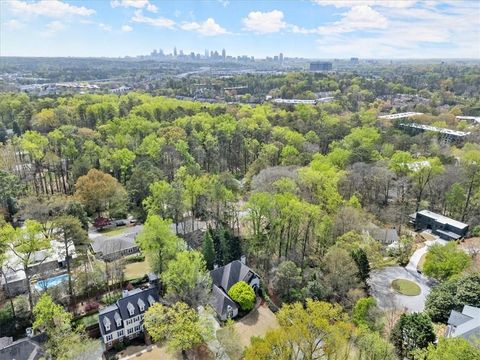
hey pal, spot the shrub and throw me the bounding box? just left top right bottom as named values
left=227, top=281, right=256, bottom=311
left=84, top=300, right=99, bottom=312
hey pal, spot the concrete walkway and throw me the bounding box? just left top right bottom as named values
left=406, top=238, right=447, bottom=273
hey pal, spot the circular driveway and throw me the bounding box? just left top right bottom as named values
left=368, top=266, right=432, bottom=312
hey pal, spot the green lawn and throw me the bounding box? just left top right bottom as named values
left=417, top=253, right=427, bottom=272
left=391, top=279, right=421, bottom=296
left=98, top=226, right=128, bottom=237
left=74, top=313, right=99, bottom=328
left=124, top=260, right=150, bottom=280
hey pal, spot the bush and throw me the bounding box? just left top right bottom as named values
left=101, top=291, right=122, bottom=305
left=423, top=242, right=471, bottom=281
left=125, top=254, right=145, bottom=264
left=84, top=300, right=99, bottom=312
left=227, top=281, right=256, bottom=311
left=472, top=225, right=480, bottom=237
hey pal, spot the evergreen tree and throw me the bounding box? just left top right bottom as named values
left=390, top=313, right=435, bottom=359
left=351, top=248, right=370, bottom=284
left=202, top=231, right=215, bottom=270
left=211, top=227, right=225, bottom=266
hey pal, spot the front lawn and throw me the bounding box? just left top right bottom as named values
left=98, top=226, right=128, bottom=237
left=391, top=279, right=421, bottom=296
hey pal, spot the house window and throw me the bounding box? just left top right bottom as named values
left=106, top=334, right=113, bottom=342
left=127, top=328, right=134, bottom=335
left=116, top=319, right=122, bottom=327
left=135, top=325, right=140, bottom=332
left=105, top=324, right=110, bottom=331
left=127, top=302, right=135, bottom=316
left=117, top=330, right=124, bottom=337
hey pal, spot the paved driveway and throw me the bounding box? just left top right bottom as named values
left=368, top=266, right=432, bottom=312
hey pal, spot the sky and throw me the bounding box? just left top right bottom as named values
left=0, top=0, right=479, bottom=59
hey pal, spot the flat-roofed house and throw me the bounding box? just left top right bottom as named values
left=410, top=210, right=469, bottom=240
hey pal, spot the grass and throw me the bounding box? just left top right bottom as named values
left=391, top=279, right=421, bottom=296
left=124, top=260, right=150, bottom=280
left=98, top=226, right=128, bottom=237
left=74, top=313, right=99, bottom=328
left=417, top=253, right=427, bottom=272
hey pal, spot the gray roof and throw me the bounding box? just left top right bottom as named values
left=447, top=305, right=480, bottom=342
left=209, top=260, right=258, bottom=320
left=0, top=334, right=45, bottom=360
left=91, top=237, right=137, bottom=256
left=210, top=260, right=257, bottom=292
left=98, top=286, right=159, bottom=336
left=210, top=284, right=238, bottom=320
left=367, top=228, right=399, bottom=244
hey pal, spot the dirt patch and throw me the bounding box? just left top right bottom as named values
left=234, top=304, right=280, bottom=349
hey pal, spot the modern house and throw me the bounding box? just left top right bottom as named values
left=210, top=258, right=260, bottom=321
left=98, top=279, right=159, bottom=350
left=410, top=210, right=469, bottom=240
left=446, top=305, right=480, bottom=344
left=1, top=235, right=77, bottom=296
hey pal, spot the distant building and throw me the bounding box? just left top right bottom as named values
left=410, top=210, right=469, bottom=240
left=210, top=259, right=260, bottom=321
left=364, top=228, right=399, bottom=245
left=222, top=48, right=226, bottom=60
left=271, top=98, right=317, bottom=105
left=173, top=47, right=177, bottom=57
left=378, top=112, right=423, bottom=120
left=350, top=57, right=359, bottom=64
left=90, top=228, right=141, bottom=261
left=397, top=122, right=470, bottom=144
left=446, top=305, right=480, bottom=344
left=98, top=280, right=159, bottom=350
left=309, top=61, right=332, bottom=71
left=279, top=53, right=284, bottom=63
left=456, top=115, right=480, bottom=125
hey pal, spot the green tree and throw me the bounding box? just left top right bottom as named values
left=352, top=297, right=378, bottom=331
left=414, top=337, right=480, bottom=360
left=355, top=328, right=398, bottom=360
left=144, top=302, right=212, bottom=357
left=273, top=260, right=303, bottom=303
left=351, top=248, right=370, bottom=284
left=74, top=168, right=128, bottom=217
left=0, top=170, right=24, bottom=222
left=162, top=251, right=212, bottom=307
left=201, top=231, right=215, bottom=270
left=53, top=215, right=89, bottom=303
left=390, top=313, right=435, bottom=359
left=244, top=300, right=354, bottom=360
left=423, top=242, right=471, bottom=281
left=0, top=220, right=50, bottom=315
left=227, top=281, right=256, bottom=311
left=136, top=214, right=184, bottom=274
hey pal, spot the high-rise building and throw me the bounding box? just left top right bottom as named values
left=309, top=61, right=333, bottom=71
left=173, top=47, right=177, bottom=57
left=205, top=49, right=209, bottom=58
left=279, top=53, right=284, bottom=63
left=222, top=48, right=226, bottom=60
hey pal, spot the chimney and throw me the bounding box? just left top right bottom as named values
left=240, top=255, right=246, bottom=265
left=122, top=289, right=129, bottom=298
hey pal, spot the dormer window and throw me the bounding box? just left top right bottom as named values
left=147, top=295, right=155, bottom=306
left=138, top=298, right=145, bottom=312
left=103, top=317, right=111, bottom=332
left=114, top=312, right=122, bottom=327
left=127, top=302, right=135, bottom=316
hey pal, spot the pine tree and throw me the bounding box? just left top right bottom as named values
left=351, top=248, right=370, bottom=284
left=202, top=231, right=215, bottom=270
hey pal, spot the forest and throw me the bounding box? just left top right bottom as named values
left=0, top=64, right=479, bottom=359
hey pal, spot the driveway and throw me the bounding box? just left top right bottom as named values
left=406, top=237, right=447, bottom=273
left=368, top=266, right=431, bottom=312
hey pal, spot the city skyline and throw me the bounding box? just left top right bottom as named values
left=1, top=0, right=479, bottom=59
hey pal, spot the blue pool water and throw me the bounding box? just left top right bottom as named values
left=35, top=274, right=68, bottom=291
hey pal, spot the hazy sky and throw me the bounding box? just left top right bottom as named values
left=1, top=0, right=479, bottom=59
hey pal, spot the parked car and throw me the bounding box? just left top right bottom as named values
left=115, top=220, right=126, bottom=227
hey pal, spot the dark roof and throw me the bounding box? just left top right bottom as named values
left=0, top=334, right=46, bottom=360
left=98, top=286, right=159, bottom=336
left=117, top=287, right=159, bottom=320
left=210, top=285, right=238, bottom=320
left=210, top=260, right=257, bottom=292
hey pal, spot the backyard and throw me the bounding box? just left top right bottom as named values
left=124, top=259, right=150, bottom=280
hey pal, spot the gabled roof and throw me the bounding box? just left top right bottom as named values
left=365, top=228, right=399, bottom=244
left=210, top=260, right=257, bottom=292
left=116, top=286, right=159, bottom=320
left=447, top=305, right=480, bottom=342
left=210, top=284, right=238, bottom=320
left=91, top=237, right=137, bottom=256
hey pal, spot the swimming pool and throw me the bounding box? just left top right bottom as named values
left=34, top=274, right=68, bottom=291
